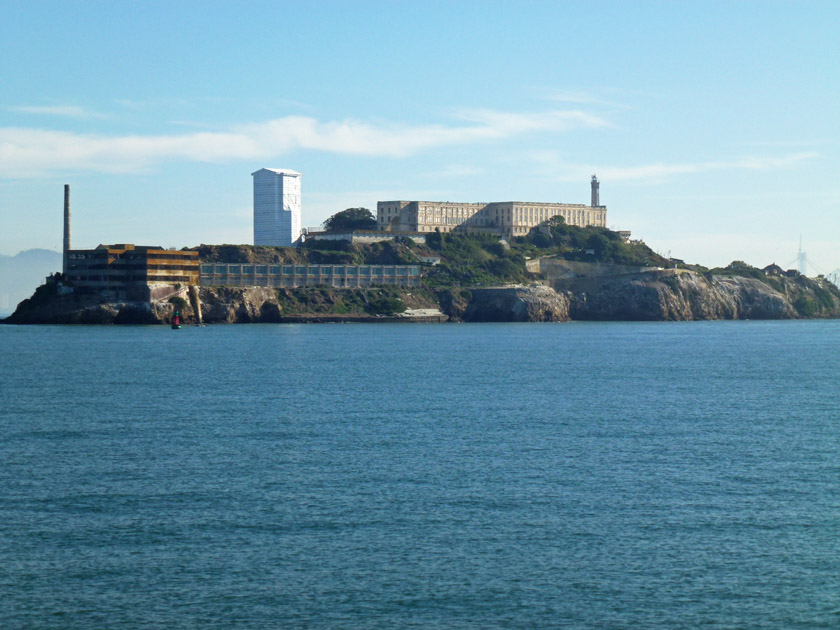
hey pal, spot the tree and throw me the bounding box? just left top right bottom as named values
left=323, top=208, right=377, bottom=232
left=425, top=230, right=444, bottom=251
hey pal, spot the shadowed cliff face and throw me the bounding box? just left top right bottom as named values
left=462, top=286, right=570, bottom=322
left=3, top=285, right=436, bottom=324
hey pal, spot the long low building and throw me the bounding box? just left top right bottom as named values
left=65, top=244, right=199, bottom=300
left=200, top=263, right=421, bottom=288
left=377, top=176, right=607, bottom=237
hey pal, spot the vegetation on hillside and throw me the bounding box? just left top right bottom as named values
left=422, top=231, right=528, bottom=287
left=189, top=220, right=840, bottom=318
left=191, top=244, right=305, bottom=264
left=516, top=217, right=670, bottom=267
left=193, top=240, right=419, bottom=266
left=273, top=286, right=415, bottom=315
left=420, top=218, right=669, bottom=287
left=703, top=260, right=840, bottom=317
left=193, top=218, right=670, bottom=289
left=299, top=238, right=420, bottom=265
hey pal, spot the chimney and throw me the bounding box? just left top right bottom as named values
left=63, top=184, right=71, bottom=275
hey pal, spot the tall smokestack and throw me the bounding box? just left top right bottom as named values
left=63, top=184, right=71, bottom=276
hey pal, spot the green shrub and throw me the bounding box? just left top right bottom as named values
left=365, top=296, right=406, bottom=315
left=793, top=296, right=818, bottom=317
left=813, top=286, right=835, bottom=309
left=426, top=231, right=444, bottom=251
left=531, top=232, right=552, bottom=248
left=766, top=278, right=784, bottom=294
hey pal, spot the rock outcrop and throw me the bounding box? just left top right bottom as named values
left=198, top=287, right=280, bottom=323
left=4, top=295, right=185, bottom=325
left=462, top=286, right=570, bottom=322
left=566, top=271, right=800, bottom=320
left=3, top=285, right=439, bottom=325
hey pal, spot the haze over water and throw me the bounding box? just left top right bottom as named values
left=2, top=321, right=839, bottom=628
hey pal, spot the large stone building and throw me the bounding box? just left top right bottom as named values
left=252, top=168, right=302, bottom=247
left=377, top=176, right=607, bottom=238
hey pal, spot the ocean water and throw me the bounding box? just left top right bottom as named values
left=1, top=321, right=839, bottom=629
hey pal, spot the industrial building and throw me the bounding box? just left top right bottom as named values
left=377, top=176, right=607, bottom=237
left=65, top=244, right=199, bottom=300
left=252, top=168, right=302, bottom=247
left=60, top=185, right=199, bottom=300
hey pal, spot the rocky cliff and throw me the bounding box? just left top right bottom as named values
left=4, top=295, right=183, bottom=325
left=459, top=286, right=570, bottom=322
left=197, top=287, right=281, bottom=323
left=562, top=269, right=840, bottom=321
left=3, top=284, right=440, bottom=325
left=5, top=267, right=840, bottom=325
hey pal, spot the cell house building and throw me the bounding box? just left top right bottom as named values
left=377, top=176, right=607, bottom=238
left=252, top=168, right=302, bottom=247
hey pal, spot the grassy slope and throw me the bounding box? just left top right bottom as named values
left=190, top=222, right=840, bottom=318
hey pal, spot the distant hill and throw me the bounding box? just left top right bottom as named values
left=0, top=249, right=61, bottom=315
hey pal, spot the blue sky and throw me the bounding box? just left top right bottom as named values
left=2, top=0, right=838, bottom=272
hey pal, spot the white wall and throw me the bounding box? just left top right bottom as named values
left=253, top=169, right=302, bottom=246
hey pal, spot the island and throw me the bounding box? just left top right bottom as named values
left=5, top=217, right=840, bottom=324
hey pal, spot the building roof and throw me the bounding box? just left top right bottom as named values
left=81, top=244, right=197, bottom=255
left=252, top=168, right=302, bottom=176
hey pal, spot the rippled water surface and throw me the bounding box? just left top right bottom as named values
left=1, top=321, right=839, bottom=628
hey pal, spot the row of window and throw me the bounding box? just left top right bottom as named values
left=69, top=275, right=194, bottom=283
left=68, top=252, right=195, bottom=261
left=201, top=265, right=419, bottom=276
left=145, top=253, right=198, bottom=261
left=201, top=277, right=420, bottom=288
left=68, top=253, right=106, bottom=260
left=69, top=263, right=198, bottom=271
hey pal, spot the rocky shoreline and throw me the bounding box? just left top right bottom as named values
left=5, top=266, right=840, bottom=325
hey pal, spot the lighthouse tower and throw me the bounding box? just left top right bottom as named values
left=591, top=174, right=600, bottom=207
